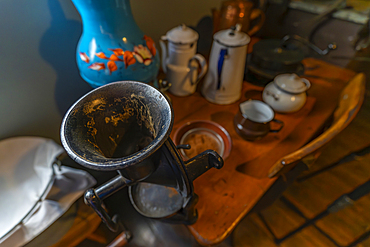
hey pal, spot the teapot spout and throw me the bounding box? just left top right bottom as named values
left=184, top=150, right=224, bottom=181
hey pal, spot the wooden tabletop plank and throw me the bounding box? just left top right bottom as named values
left=169, top=58, right=356, bottom=245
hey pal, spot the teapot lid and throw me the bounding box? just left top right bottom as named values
left=164, top=24, right=199, bottom=44
left=274, top=73, right=311, bottom=94
left=213, top=24, right=250, bottom=47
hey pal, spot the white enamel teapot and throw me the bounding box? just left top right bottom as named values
left=262, top=73, right=311, bottom=113
left=201, top=25, right=250, bottom=105
left=160, top=24, right=207, bottom=96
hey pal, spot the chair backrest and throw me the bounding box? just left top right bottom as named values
left=268, top=73, right=366, bottom=178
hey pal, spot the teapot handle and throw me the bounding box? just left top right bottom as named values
left=302, top=78, right=311, bottom=90
left=189, top=54, right=208, bottom=86
left=247, top=9, right=266, bottom=36
left=159, top=36, right=168, bottom=73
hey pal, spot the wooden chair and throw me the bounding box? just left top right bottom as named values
left=51, top=199, right=130, bottom=247
left=268, top=73, right=366, bottom=178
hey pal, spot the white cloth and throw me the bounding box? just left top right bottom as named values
left=0, top=137, right=96, bottom=247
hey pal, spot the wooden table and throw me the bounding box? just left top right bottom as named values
left=169, top=58, right=357, bottom=245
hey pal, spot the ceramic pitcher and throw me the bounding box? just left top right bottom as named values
left=160, top=24, right=207, bottom=96
left=201, top=25, right=250, bottom=105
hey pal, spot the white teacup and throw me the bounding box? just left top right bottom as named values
left=167, top=54, right=207, bottom=97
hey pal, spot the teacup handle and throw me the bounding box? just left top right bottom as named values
left=189, top=54, right=208, bottom=85
left=270, top=119, right=284, bottom=133
left=247, top=9, right=266, bottom=36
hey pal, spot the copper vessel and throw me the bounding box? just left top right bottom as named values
left=212, top=0, right=265, bottom=35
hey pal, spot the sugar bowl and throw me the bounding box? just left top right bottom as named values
left=262, top=73, right=311, bottom=113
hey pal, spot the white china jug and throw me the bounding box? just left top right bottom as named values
left=201, top=25, right=250, bottom=105
left=160, top=24, right=207, bottom=96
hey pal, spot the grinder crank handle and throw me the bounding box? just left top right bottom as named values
left=84, top=174, right=133, bottom=238
left=184, top=150, right=224, bottom=181
left=107, top=215, right=132, bottom=246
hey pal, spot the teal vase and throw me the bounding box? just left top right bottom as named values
left=72, top=0, right=160, bottom=88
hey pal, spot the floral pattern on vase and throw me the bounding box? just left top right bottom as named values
left=72, top=0, right=160, bottom=88
left=79, top=35, right=156, bottom=74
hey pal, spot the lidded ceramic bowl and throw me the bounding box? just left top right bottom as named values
left=262, top=73, right=311, bottom=113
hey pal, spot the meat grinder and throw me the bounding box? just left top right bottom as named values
left=60, top=81, right=224, bottom=235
